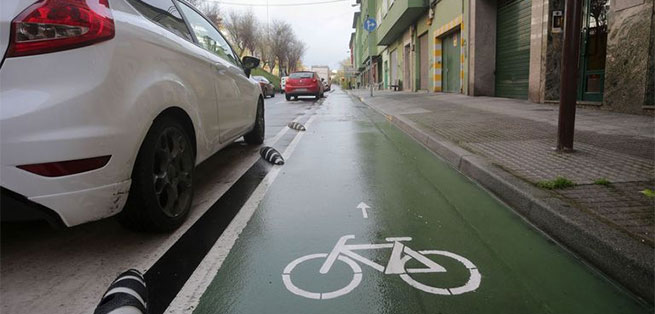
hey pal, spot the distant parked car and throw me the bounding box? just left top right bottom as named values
left=253, top=76, right=275, bottom=98
left=0, top=0, right=265, bottom=231
left=285, top=71, right=324, bottom=100
left=321, top=78, right=330, bottom=92
left=281, top=76, right=289, bottom=93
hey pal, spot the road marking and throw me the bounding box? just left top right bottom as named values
left=356, top=202, right=370, bottom=218
left=166, top=114, right=318, bottom=313
left=282, top=234, right=481, bottom=299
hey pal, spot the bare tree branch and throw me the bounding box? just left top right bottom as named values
left=269, top=19, right=294, bottom=76
left=287, top=39, right=306, bottom=73
left=187, top=0, right=222, bottom=27
left=224, top=9, right=258, bottom=58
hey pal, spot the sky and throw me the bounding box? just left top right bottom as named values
left=212, top=0, right=359, bottom=70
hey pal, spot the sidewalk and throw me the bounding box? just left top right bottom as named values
left=348, top=88, right=654, bottom=302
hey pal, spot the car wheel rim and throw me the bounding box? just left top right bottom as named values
left=152, top=127, right=193, bottom=218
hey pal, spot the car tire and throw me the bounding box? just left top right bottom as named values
left=285, top=94, right=291, bottom=101
left=315, top=93, right=320, bottom=100
left=244, top=98, right=265, bottom=144
left=271, top=92, right=275, bottom=98
left=119, top=116, right=195, bottom=232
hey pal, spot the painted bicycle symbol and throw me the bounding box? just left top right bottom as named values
left=282, top=235, right=481, bottom=300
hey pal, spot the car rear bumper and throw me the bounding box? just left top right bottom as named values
left=285, top=86, right=320, bottom=95
left=0, top=42, right=142, bottom=227
left=0, top=187, right=65, bottom=227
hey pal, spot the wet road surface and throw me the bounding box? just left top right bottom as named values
left=187, top=88, right=650, bottom=314
left=0, top=93, right=315, bottom=314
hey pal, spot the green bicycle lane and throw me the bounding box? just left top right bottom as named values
left=192, top=90, right=650, bottom=314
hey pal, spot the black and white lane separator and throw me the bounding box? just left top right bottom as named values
left=287, top=121, right=306, bottom=131
left=94, top=269, right=148, bottom=314
left=260, top=146, right=285, bottom=165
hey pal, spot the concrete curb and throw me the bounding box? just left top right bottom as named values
left=348, top=91, right=654, bottom=303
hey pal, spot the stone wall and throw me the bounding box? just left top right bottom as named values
left=645, top=6, right=655, bottom=107
left=603, top=0, right=654, bottom=113
left=541, top=0, right=653, bottom=114
left=544, top=0, right=564, bottom=101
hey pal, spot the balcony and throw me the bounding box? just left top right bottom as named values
left=376, top=0, right=428, bottom=45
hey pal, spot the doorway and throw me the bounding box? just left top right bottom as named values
left=578, top=0, right=609, bottom=102
left=404, top=44, right=411, bottom=91
left=442, top=30, right=461, bottom=93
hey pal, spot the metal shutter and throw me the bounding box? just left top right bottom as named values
left=495, top=0, right=531, bottom=99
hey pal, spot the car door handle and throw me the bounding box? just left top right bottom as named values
left=213, top=62, right=227, bottom=72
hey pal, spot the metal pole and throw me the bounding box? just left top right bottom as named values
left=557, top=0, right=583, bottom=151
left=369, top=34, right=373, bottom=97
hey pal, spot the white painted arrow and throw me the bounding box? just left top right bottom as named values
left=356, top=202, right=371, bottom=218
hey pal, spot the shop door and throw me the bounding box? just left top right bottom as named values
left=495, top=0, right=531, bottom=99
left=442, top=30, right=461, bottom=93
left=578, top=0, right=608, bottom=102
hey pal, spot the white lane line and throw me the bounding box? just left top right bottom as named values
left=166, top=114, right=318, bottom=313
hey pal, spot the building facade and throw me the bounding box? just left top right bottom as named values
left=351, top=0, right=654, bottom=114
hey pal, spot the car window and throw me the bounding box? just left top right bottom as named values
left=290, top=72, right=313, bottom=78
left=126, top=0, right=193, bottom=42
left=177, top=2, right=240, bottom=66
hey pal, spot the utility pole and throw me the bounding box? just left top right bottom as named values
left=369, top=34, right=373, bottom=97
left=557, top=0, right=583, bottom=151
left=363, top=16, right=377, bottom=97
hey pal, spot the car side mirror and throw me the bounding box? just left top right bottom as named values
left=242, top=56, right=260, bottom=77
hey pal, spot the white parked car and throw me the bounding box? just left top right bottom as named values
left=281, top=76, right=289, bottom=93
left=0, top=0, right=265, bottom=231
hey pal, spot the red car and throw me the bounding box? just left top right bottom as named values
left=285, top=71, right=324, bottom=101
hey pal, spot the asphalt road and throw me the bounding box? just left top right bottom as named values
left=1, top=88, right=650, bottom=314
left=186, top=87, right=650, bottom=314
left=0, top=92, right=316, bottom=314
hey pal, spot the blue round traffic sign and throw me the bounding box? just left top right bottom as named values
left=363, top=18, right=377, bottom=32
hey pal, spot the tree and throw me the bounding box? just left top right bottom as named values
left=269, top=19, right=294, bottom=76
left=224, top=10, right=258, bottom=57
left=286, top=39, right=306, bottom=73
left=187, top=0, right=222, bottom=27
left=255, top=25, right=273, bottom=70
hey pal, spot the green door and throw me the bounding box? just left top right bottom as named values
left=578, top=0, right=608, bottom=102
left=384, top=60, right=389, bottom=89
left=442, top=30, right=461, bottom=93
left=495, top=0, right=531, bottom=99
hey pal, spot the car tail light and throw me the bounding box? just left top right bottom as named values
left=6, top=0, right=115, bottom=58
left=17, top=155, right=111, bottom=177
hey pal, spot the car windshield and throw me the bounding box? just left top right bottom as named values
left=289, top=72, right=313, bottom=78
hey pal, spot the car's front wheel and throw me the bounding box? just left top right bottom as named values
left=119, top=116, right=195, bottom=232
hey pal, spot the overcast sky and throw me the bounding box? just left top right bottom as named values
left=215, top=0, right=359, bottom=70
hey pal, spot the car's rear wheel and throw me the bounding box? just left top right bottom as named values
left=315, top=93, right=320, bottom=100
left=119, top=116, right=195, bottom=232
left=285, top=94, right=291, bottom=101
left=244, top=98, right=265, bottom=144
